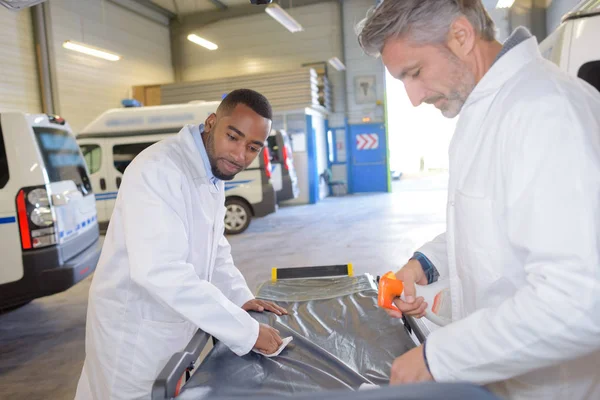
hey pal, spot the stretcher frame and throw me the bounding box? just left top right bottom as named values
left=151, top=264, right=429, bottom=400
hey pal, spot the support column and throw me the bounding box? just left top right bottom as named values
left=31, top=3, right=59, bottom=115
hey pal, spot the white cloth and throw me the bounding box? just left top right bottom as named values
left=252, top=336, right=293, bottom=357
left=74, top=126, right=259, bottom=399
left=358, top=383, right=380, bottom=390
left=418, top=36, right=600, bottom=399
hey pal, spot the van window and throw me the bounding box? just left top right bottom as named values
left=0, top=125, right=8, bottom=189
left=113, top=142, right=155, bottom=174
left=578, top=61, right=600, bottom=93
left=33, top=127, right=92, bottom=193
left=267, top=136, right=281, bottom=163
left=80, top=144, right=102, bottom=174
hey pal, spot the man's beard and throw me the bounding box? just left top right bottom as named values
left=205, top=132, right=243, bottom=181
left=425, top=53, right=476, bottom=119
left=211, top=164, right=238, bottom=181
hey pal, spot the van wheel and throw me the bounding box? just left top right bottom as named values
left=225, top=199, right=252, bottom=235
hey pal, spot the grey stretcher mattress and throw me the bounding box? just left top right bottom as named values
left=156, top=274, right=499, bottom=400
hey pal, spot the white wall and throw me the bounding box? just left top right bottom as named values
left=179, top=2, right=345, bottom=117
left=49, top=0, right=174, bottom=131
left=0, top=8, right=40, bottom=113
left=342, top=0, right=386, bottom=125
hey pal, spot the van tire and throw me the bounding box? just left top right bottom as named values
left=224, top=198, right=252, bottom=235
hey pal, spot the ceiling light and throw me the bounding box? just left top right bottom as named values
left=328, top=57, right=346, bottom=71
left=496, top=0, right=515, bottom=8
left=63, top=40, right=121, bottom=61
left=187, top=34, right=219, bottom=50
left=265, top=3, right=303, bottom=33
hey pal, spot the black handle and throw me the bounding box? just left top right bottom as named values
left=116, top=177, right=122, bottom=189
left=100, top=178, right=106, bottom=191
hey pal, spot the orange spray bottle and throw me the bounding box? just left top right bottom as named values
left=377, top=271, right=451, bottom=326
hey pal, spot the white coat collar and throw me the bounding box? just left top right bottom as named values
left=464, top=36, right=541, bottom=106
left=178, top=125, right=211, bottom=182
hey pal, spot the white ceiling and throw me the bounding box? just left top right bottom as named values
left=150, top=0, right=251, bottom=15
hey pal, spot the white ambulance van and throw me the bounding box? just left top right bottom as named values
left=0, top=112, right=100, bottom=309
left=77, top=102, right=276, bottom=235
left=539, top=0, right=600, bottom=94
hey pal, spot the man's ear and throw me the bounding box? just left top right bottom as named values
left=447, top=16, right=476, bottom=60
left=204, top=113, right=217, bottom=133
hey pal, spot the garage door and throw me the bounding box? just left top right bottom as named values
left=0, top=7, right=41, bottom=113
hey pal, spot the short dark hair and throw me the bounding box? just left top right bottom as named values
left=217, top=89, right=273, bottom=120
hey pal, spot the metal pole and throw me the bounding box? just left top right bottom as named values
left=31, top=4, right=53, bottom=114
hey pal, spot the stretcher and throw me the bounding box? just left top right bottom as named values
left=151, top=265, right=499, bottom=400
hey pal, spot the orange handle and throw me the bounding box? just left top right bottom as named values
left=378, top=271, right=404, bottom=310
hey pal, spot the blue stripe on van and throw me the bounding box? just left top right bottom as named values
left=95, top=192, right=119, bottom=201
left=224, top=180, right=253, bottom=191
left=0, top=216, right=16, bottom=225
left=59, top=215, right=98, bottom=240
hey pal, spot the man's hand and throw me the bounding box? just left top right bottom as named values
left=253, top=323, right=283, bottom=355
left=243, top=299, right=288, bottom=316
left=385, top=259, right=429, bottom=319
left=390, top=345, right=433, bottom=384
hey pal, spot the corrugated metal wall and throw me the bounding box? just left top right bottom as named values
left=49, top=0, right=174, bottom=131
left=177, top=2, right=345, bottom=117
left=161, top=68, right=324, bottom=111
left=0, top=8, right=41, bottom=113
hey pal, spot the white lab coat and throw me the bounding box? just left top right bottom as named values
left=74, top=126, right=259, bottom=399
left=420, top=37, right=600, bottom=399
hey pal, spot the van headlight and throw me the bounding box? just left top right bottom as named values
left=27, top=188, right=50, bottom=207
left=30, top=207, right=54, bottom=227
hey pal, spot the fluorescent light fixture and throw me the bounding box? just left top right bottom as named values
left=496, top=0, right=515, bottom=8
left=265, top=4, right=303, bottom=33
left=328, top=57, right=346, bottom=71
left=187, top=34, right=219, bottom=50
left=62, top=40, right=121, bottom=61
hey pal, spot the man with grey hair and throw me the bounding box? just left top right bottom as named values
left=358, top=0, right=600, bottom=399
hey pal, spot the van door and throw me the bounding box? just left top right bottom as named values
left=79, top=140, right=109, bottom=223
left=267, top=131, right=299, bottom=202
left=33, top=126, right=97, bottom=246
left=281, top=131, right=299, bottom=199
left=267, top=135, right=283, bottom=194
left=0, top=122, right=23, bottom=285
left=105, top=137, right=158, bottom=222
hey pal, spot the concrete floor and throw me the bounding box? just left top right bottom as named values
left=0, top=173, right=448, bottom=400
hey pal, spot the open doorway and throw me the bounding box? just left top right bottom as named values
left=385, top=69, right=456, bottom=189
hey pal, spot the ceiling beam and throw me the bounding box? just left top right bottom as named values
left=171, top=0, right=332, bottom=35
left=107, top=0, right=175, bottom=25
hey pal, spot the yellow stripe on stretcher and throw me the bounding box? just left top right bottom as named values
left=347, top=263, right=354, bottom=277
left=271, top=268, right=277, bottom=282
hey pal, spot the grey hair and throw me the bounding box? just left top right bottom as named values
left=357, top=0, right=497, bottom=57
